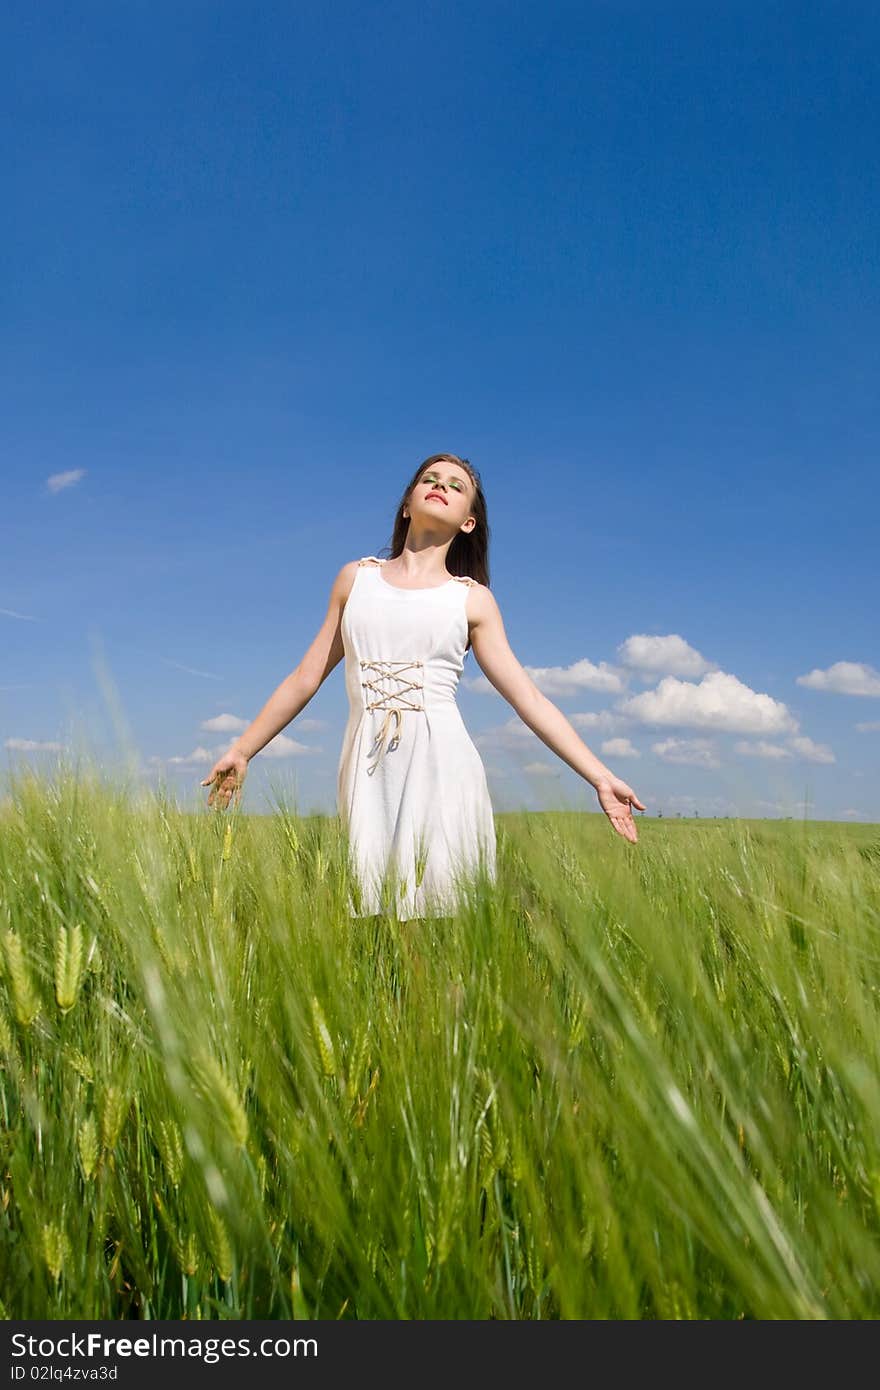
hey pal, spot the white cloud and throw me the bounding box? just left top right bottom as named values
left=465, top=693, right=636, bottom=782
left=167, top=745, right=219, bottom=766
left=0, top=608, right=37, bottom=622
left=651, top=737, right=721, bottom=769
left=600, top=737, right=640, bottom=758
left=46, top=468, right=87, bottom=494
left=199, top=714, right=327, bottom=743
left=462, top=674, right=497, bottom=694
left=167, top=733, right=322, bottom=766
left=733, top=740, right=793, bottom=760
left=620, top=671, right=797, bottom=735
left=856, top=720, right=880, bottom=732
left=466, top=658, right=624, bottom=697
left=257, top=732, right=323, bottom=759
left=523, top=762, right=560, bottom=777
left=797, top=661, right=880, bottom=696
left=617, top=634, right=717, bottom=678
left=202, top=714, right=249, bottom=732
left=4, top=737, right=65, bottom=751
left=526, top=658, right=626, bottom=697
left=569, top=710, right=628, bottom=732
left=786, top=735, right=835, bottom=764
left=474, top=717, right=541, bottom=752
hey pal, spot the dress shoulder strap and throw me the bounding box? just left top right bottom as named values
left=358, top=556, right=475, bottom=585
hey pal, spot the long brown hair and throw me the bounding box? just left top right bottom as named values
left=379, top=453, right=490, bottom=655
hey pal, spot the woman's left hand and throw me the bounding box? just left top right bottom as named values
left=596, top=777, right=646, bottom=843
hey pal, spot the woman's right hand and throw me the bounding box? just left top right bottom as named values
left=201, top=750, right=249, bottom=810
left=595, top=775, right=645, bottom=843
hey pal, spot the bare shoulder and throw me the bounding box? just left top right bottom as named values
left=325, top=556, right=389, bottom=611
left=460, top=579, right=498, bottom=631
left=330, top=558, right=366, bottom=609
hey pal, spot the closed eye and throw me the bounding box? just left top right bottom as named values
left=423, top=474, right=464, bottom=492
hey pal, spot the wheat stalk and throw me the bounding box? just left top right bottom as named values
left=54, top=922, right=85, bottom=1013
left=2, top=932, right=39, bottom=1026
left=205, top=1206, right=233, bottom=1282
left=100, top=1085, right=129, bottom=1152
left=41, top=1222, right=70, bottom=1282
left=191, top=1050, right=249, bottom=1148
left=156, top=1118, right=185, bottom=1187
left=310, top=996, right=337, bottom=1078
left=78, top=1113, right=99, bottom=1180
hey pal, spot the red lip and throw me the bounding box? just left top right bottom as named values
left=425, top=492, right=447, bottom=505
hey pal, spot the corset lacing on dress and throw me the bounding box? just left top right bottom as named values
left=355, top=557, right=477, bottom=776
left=361, top=659, right=424, bottom=776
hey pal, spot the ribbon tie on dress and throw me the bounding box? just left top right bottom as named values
left=361, top=659, right=424, bottom=776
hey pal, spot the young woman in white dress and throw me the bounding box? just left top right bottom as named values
left=202, top=453, right=646, bottom=916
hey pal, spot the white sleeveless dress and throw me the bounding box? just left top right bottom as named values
left=337, top=557, right=497, bottom=919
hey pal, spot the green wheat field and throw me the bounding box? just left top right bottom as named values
left=1, top=761, right=879, bottom=1320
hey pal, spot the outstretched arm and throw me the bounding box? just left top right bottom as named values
left=467, top=585, right=646, bottom=841
left=203, top=562, right=358, bottom=807
left=233, top=560, right=358, bottom=757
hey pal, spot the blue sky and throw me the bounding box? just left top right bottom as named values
left=2, top=1, right=878, bottom=823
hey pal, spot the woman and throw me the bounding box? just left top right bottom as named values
left=202, top=452, right=646, bottom=919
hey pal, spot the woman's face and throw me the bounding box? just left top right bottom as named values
left=408, top=463, right=475, bottom=531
